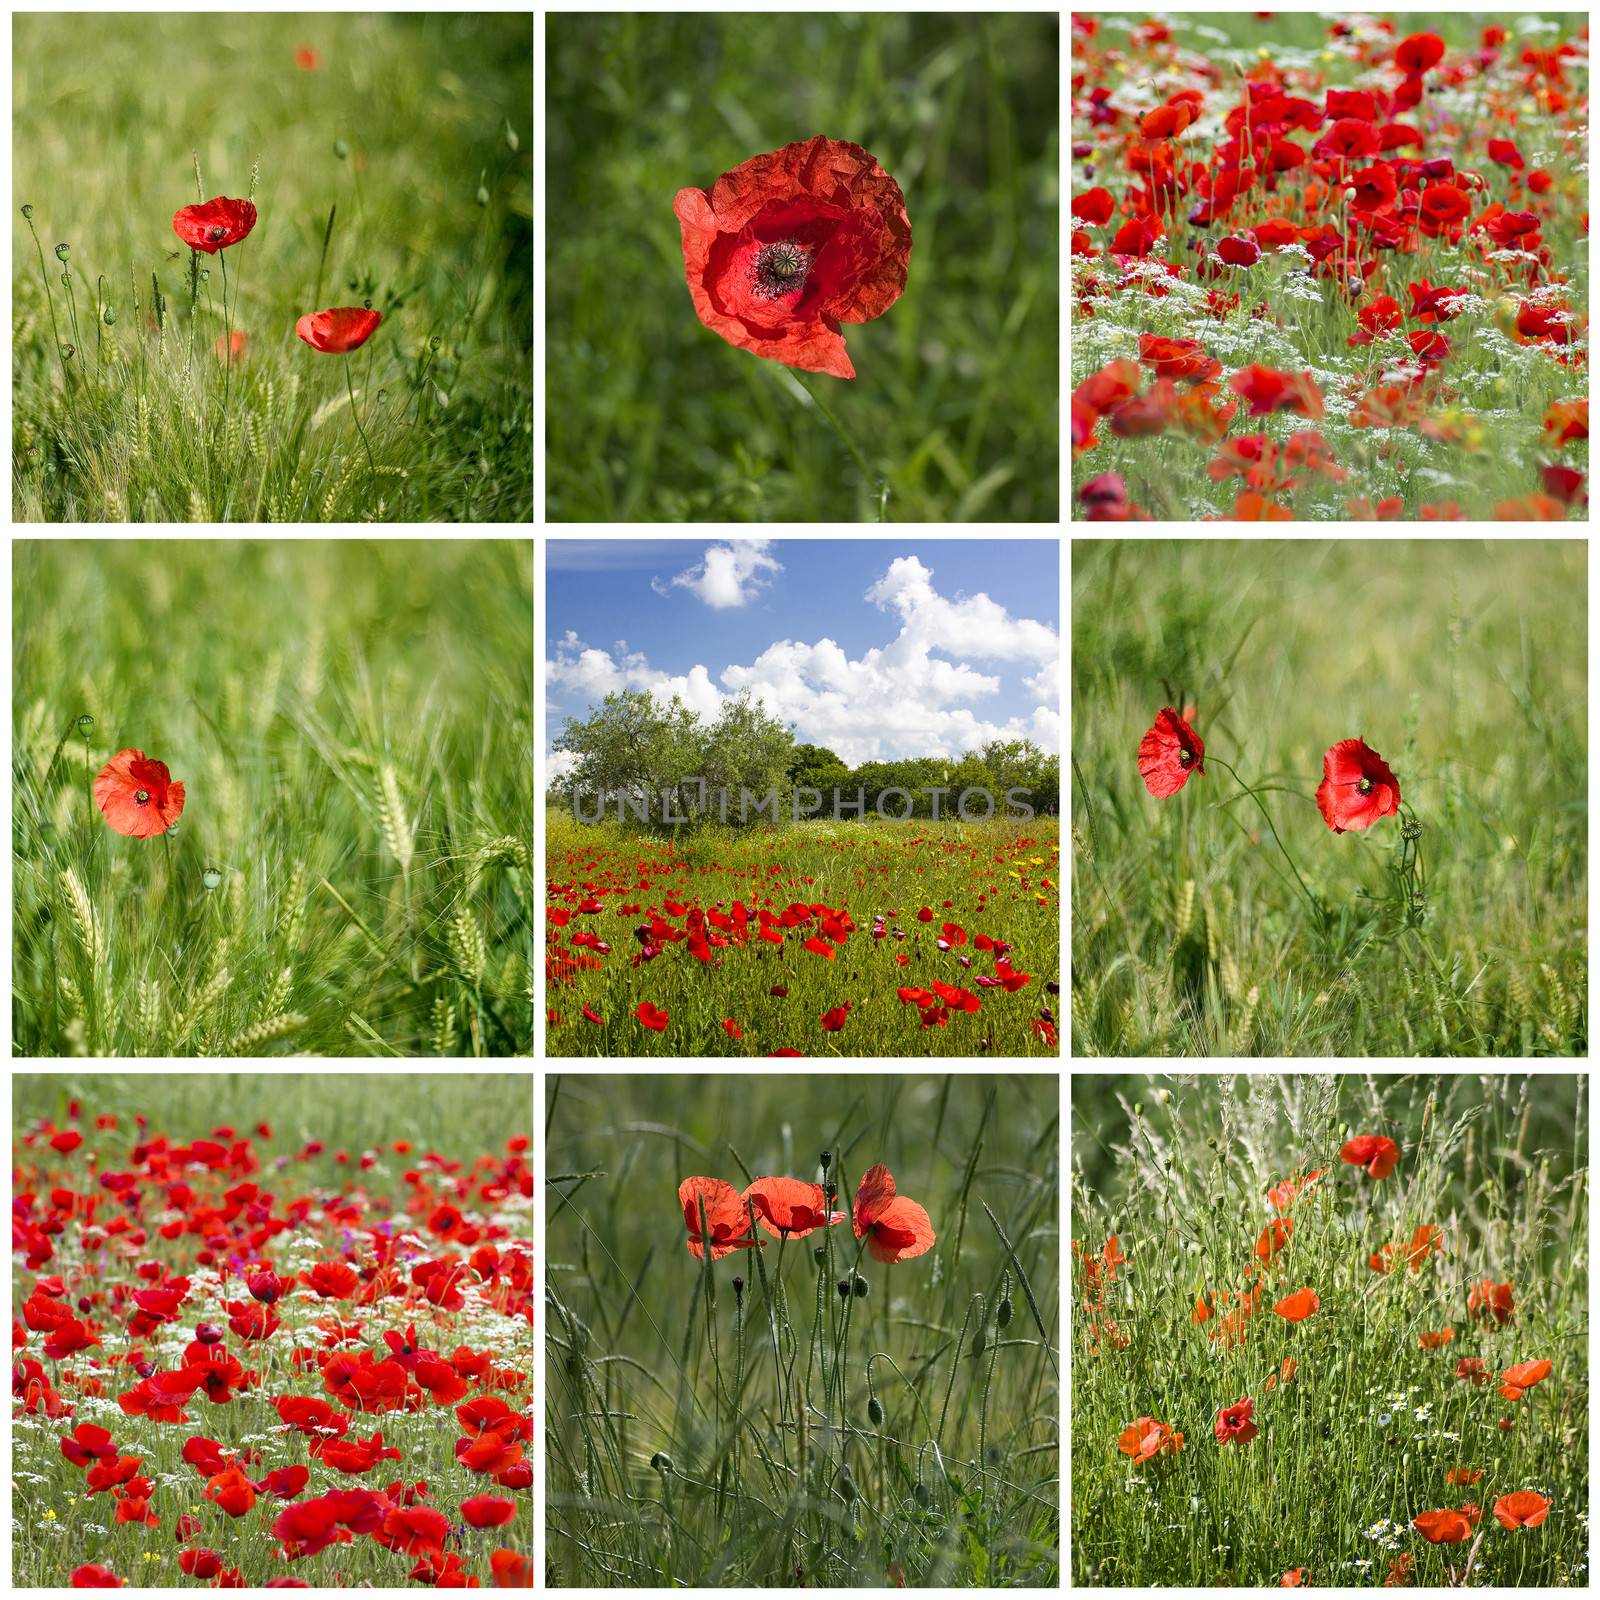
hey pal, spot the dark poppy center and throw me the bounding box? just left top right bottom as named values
left=1357, top=776, right=1373, bottom=795
left=1178, top=748, right=1193, bottom=766
left=208, top=226, right=227, bottom=242
left=134, top=789, right=151, bottom=804
left=751, top=240, right=811, bottom=300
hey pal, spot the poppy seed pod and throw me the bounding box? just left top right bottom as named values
left=77, top=714, right=94, bottom=729
left=55, top=243, right=70, bottom=259
left=813, top=1246, right=827, bottom=1265
left=868, top=1396, right=884, bottom=1426
left=203, top=868, right=223, bottom=891
left=21, top=203, right=33, bottom=218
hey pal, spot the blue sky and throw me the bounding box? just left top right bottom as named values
left=545, top=539, right=1060, bottom=767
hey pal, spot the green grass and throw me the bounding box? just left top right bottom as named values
left=546, top=1072, right=1060, bottom=1586
left=13, top=12, right=531, bottom=522
left=546, top=12, right=1058, bottom=522
left=1071, top=539, right=1587, bottom=1056
left=12, top=1070, right=532, bottom=1588
left=1071, top=1073, right=1589, bottom=1587
left=13, top=540, right=534, bottom=1057
left=546, top=815, right=1060, bottom=1058
left=1071, top=12, right=1588, bottom=521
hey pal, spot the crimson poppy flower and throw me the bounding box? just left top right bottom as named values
left=204, top=1466, right=258, bottom=1518
left=1214, top=1395, right=1258, bottom=1445
left=1217, top=235, right=1260, bottom=267
left=1137, top=707, right=1205, bottom=798
left=1395, top=33, right=1446, bottom=74
left=71, top=1566, right=125, bottom=1587
left=1418, top=185, right=1471, bottom=232
left=1316, top=739, right=1400, bottom=833
left=820, top=1002, right=852, bottom=1031
left=1467, top=1279, right=1515, bottom=1325
left=93, top=748, right=185, bottom=838
left=744, top=1177, right=844, bottom=1241
left=173, top=196, right=257, bottom=254
left=635, top=1002, right=669, bottom=1032
left=461, top=1495, right=517, bottom=1529
left=296, top=307, right=383, bottom=354
left=673, top=135, right=911, bottom=381
left=178, top=1551, right=223, bottom=1580
left=1341, top=1132, right=1400, bottom=1178
left=679, top=1176, right=762, bottom=1260
left=1229, top=364, right=1324, bottom=419
left=1072, top=187, right=1115, bottom=225
left=1413, top=1508, right=1472, bottom=1544
left=1273, top=1287, right=1319, bottom=1322
left=853, top=1164, right=935, bottom=1264
left=1493, top=1490, right=1551, bottom=1530
left=1117, top=1415, right=1183, bottom=1460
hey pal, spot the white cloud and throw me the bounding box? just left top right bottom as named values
left=546, top=556, right=1060, bottom=764
left=650, top=540, right=782, bottom=608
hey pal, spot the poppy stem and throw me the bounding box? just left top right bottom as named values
left=776, top=367, right=890, bottom=521
left=345, top=358, right=377, bottom=473
left=220, top=250, right=234, bottom=415
left=1206, top=756, right=1323, bottom=924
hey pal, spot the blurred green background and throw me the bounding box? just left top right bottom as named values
left=13, top=11, right=531, bottom=520
left=1071, top=540, right=1587, bottom=1055
left=546, top=12, right=1059, bottom=522
left=14, top=1070, right=533, bottom=1163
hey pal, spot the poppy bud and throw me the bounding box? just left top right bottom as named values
left=997, top=1297, right=1013, bottom=1327
left=972, top=1326, right=986, bottom=1355
left=102, top=305, right=117, bottom=325
left=61, top=274, right=71, bottom=288
left=914, top=1481, right=931, bottom=1507
left=195, top=1322, right=223, bottom=1345
left=732, top=1276, right=744, bottom=1302
left=203, top=868, right=223, bottom=891
left=838, top=1470, right=857, bottom=1502
left=21, top=203, right=33, bottom=218
left=650, top=1451, right=672, bottom=1473
left=837, top=1279, right=851, bottom=1300
left=819, top=1150, right=832, bottom=1170
left=813, top=1246, right=827, bottom=1265
left=77, top=1296, right=91, bottom=1313
left=134, top=1359, right=155, bottom=1379
left=334, top=139, right=350, bottom=159
left=868, top=1396, right=884, bottom=1425
left=55, top=242, right=70, bottom=259
left=852, top=1275, right=868, bottom=1299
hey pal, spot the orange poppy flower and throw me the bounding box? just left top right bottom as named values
left=1264, top=1356, right=1298, bottom=1393
left=1255, top=1218, right=1294, bottom=1262
left=1383, top=1553, right=1413, bottom=1586
left=1369, top=1242, right=1398, bottom=1274
left=1411, top=1509, right=1472, bottom=1544
left=1493, top=1490, right=1551, bottom=1530
left=1404, top=1224, right=1442, bottom=1271
left=1498, top=1357, right=1552, bottom=1400
left=1280, top=1570, right=1306, bottom=1587
left=1455, top=1356, right=1490, bottom=1386
left=1192, top=1291, right=1214, bottom=1324
left=1445, top=1468, right=1483, bottom=1486
left=852, top=1164, right=935, bottom=1265
left=1266, top=1168, right=1326, bottom=1213
left=93, top=749, right=186, bottom=839
left=1467, top=1280, right=1514, bottom=1325
left=1340, top=1134, right=1399, bottom=1180
left=1117, top=1416, right=1184, bottom=1461
left=1274, top=1287, right=1319, bottom=1322
left=1458, top=1502, right=1482, bottom=1528
left=1419, top=1329, right=1454, bottom=1349
left=743, top=1177, right=845, bottom=1241
left=678, top=1177, right=762, bottom=1260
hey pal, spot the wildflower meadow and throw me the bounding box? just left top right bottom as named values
left=1071, top=538, right=1586, bottom=1056
left=1071, top=1072, right=1589, bottom=1587
left=13, top=12, right=531, bottom=522
left=1072, top=12, right=1588, bottom=521
left=12, top=1071, right=533, bottom=1588
left=12, top=539, right=534, bottom=1057
left=546, top=1072, right=1060, bottom=1586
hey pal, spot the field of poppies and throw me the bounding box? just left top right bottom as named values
left=547, top=1071, right=1060, bottom=1586
left=1071, top=538, right=1586, bottom=1057
left=1071, top=1072, right=1589, bottom=1587
left=1072, top=12, right=1588, bottom=520
left=13, top=12, right=531, bottom=522
left=13, top=539, right=534, bottom=1057
left=545, top=815, right=1060, bottom=1057
left=12, top=1071, right=533, bottom=1587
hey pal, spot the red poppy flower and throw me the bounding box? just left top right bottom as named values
left=1214, top=1395, right=1258, bottom=1445
left=461, top=1495, right=517, bottom=1529
left=852, top=1164, right=935, bottom=1265
left=1117, top=1415, right=1184, bottom=1460
left=1493, top=1490, right=1551, bottom=1530
left=1229, top=364, right=1324, bottom=420
left=172, top=196, right=257, bottom=254
left=1137, top=707, right=1205, bottom=798
left=1487, top=137, right=1526, bottom=171
left=1456, top=1356, right=1490, bottom=1385
left=1446, top=1467, right=1484, bottom=1486
left=295, top=45, right=320, bottom=71
left=673, top=136, right=911, bottom=381
left=1413, top=1508, right=1472, bottom=1544
left=1498, top=1357, right=1552, bottom=1400
left=1217, top=235, right=1260, bottom=266
left=214, top=330, right=249, bottom=362
left=295, top=307, right=383, bottom=355
left=820, top=1002, right=852, bottom=1031
left=743, top=1177, right=845, bottom=1240
left=1255, top=1218, right=1294, bottom=1262
left=1341, top=1133, right=1400, bottom=1179
left=635, top=1002, right=669, bottom=1032
left=1072, top=187, right=1115, bottom=225
left=204, top=1466, right=258, bottom=1518
left=1418, top=185, right=1471, bottom=233
left=1317, top=740, right=1400, bottom=833
left=1395, top=33, right=1445, bottom=74
left=179, top=1550, right=223, bottom=1580
left=1419, top=1328, right=1454, bottom=1349
left=71, top=1565, right=124, bottom=1587
left=1138, top=335, right=1222, bottom=383
left=491, top=1548, right=534, bottom=1587
left=61, top=1422, right=118, bottom=1468
left=679, top=1176, right=762, bottom=1260
left=1273, top=1287, right=1319, bottom=1322
left=1313, top=118, right=1381, bottom=162
left=93, top=749, right=185, bottom=838
left=1281, top=1571, right=1306, bottom=1587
